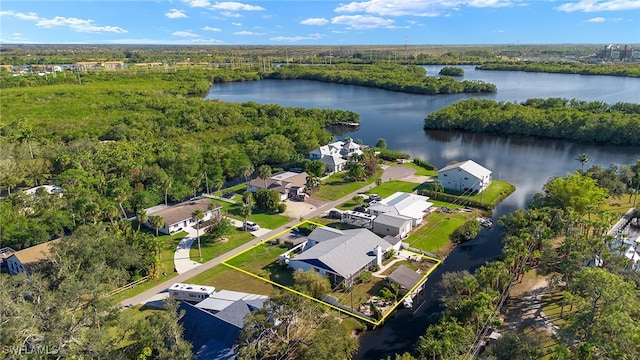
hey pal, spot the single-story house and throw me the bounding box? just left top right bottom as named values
left=145, top=198, right=221, bottom=235
left=286, top=227, right=401, bottom=286
left=247, top=171, right=307, bottom=201
left=368, top=192, right=433, bottom=227
left=437, top=160, right=492, bottom=194
left=1, top=240, right=60, bottom=275
left=372, top=213, right=413, bottom=239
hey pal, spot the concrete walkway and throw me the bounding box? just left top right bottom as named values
left=372, top=250, right=415, bottom=278
left=121, top=165, right=415, bottom=307
left=174, top=227, right=203, bottom=274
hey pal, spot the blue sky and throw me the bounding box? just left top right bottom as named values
left=1, top=1, right=639, bottom=45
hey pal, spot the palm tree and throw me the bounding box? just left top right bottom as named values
left=192, top=209, right=205, bottom=260
left=306, top=175, right=321, bottom=194
left=258, top=164, right=272, bottom=188
left=137, top=209, right=148, bottom=231
left=576, top=153, right=590, bottom=173
left=149, top=215, right=164, bottom=237
left=239, top=204, right=252, bottom=231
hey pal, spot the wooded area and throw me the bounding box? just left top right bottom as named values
left=424, top=98, right=640, bottom=145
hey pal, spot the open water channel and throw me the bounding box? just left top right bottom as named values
left=206, top=66, right=640, bottom=358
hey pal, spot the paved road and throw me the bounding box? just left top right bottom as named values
left=120, top=166, right=415, bottom=307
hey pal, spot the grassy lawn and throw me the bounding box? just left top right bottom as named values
left=330, top=277, right=387, bottom=311
left=312, top=170, right=382, bottom=201
left=185, top=263, right=275, bottom=295
left=213, top=199, right=291, bottom=229
left=407, top=212, right=471, bottom=254
left=364, top=180, right=429, bottom=198
left=401, top=162, right=438, bottom=177
left=601, top=195, right=635, bottom=216
left=189, top=229, right=254, bottom=263
left=458, top=180, right=514, bottom=204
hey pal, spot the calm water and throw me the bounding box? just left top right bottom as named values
left=206, top=67, right=640, bottom=358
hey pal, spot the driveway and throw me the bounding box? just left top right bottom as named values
left=174, top=227, right=203, bottom=274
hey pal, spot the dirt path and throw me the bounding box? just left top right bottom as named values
left=503, top=271, right=558, bottom=336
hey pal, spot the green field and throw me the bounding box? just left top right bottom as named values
left=312, top=170, right=382, bottom=201
left=212, top=199, right=291, bottom=229
left=406, top=212, right=472, bottom=254
left=189, top=229, right=254, bottom=263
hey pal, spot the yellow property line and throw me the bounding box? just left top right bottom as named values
left=221, top=220, right=443, bottom=326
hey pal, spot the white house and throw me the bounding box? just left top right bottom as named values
left=286, top=227, right=400, bottom=286
left=247, top=171, right=307, bottom=201
left=437, top=160, right=492, bottom=194
left=368, top=192, right=433, bottom=227
left=308, top=138, right=363, bottom=174
left=145, top=198, right=221, bottom=235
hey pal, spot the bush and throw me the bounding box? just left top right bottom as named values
left=413, top=157, right=435, bottom=171
left=375, top=148, right=410, bottom=162
left=451, top=220, right=481, bottom=243
left=277, top=203, right=287, bottom=213
left=296, top=223, right=317, bottom=236
left=359, top=271, right=372, bottom=283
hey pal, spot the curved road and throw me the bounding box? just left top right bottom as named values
left=120, top=165, right=416, bottom=307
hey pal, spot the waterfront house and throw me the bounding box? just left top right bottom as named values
left=144, top=198, right=221, bottom=235
left=285, top=227, right=400, bottom=286
left=368, top=192, right=433, bottom=227
left=437, top=160, right=492, bottom=194
left=309, top=138, right=363, bottom=174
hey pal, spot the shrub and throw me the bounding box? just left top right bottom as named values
left=277, top=203, right=287, bottom=213
left=359, top=271, right=372, bottom=283
left=413, top=157, right=435, bottom=171
left=451, top=220, right=481, bottom=243
left=375, top=148, right=410, bottom=162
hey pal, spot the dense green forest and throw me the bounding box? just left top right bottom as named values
left=266, top=63, right=496, bottom=94
left=0, top=69, right=357, bottom=250
left=477, top=62, right=640, bottom=78
left=424, top=98, right=640, bottom=145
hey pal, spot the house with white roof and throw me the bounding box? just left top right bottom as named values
left=437, top=160, right=492, bottom=194
left=308, top=138, right=363, bottom=174
left=368, top=192, right=433, bottom=227
left=611, top=234, right=640, bottom=273
left=285, top=227, right=401, bottom=286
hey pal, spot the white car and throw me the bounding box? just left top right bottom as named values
left=244, top=221, right=260, bottom=231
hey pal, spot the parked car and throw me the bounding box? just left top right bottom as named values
left=369, top=194, right=382, bottom=201
left=244, top=221, right=260, bottom=231
left=328, top=210, right=343, bottom=219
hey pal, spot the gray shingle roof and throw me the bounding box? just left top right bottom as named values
left=373, top=213, right=412, bottom=228
left=294, top=228, right=390, bottom=278
left=387, top=265, right=423, bottom=290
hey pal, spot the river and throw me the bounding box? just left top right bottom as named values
left=205, top=66, right=640, bottom=358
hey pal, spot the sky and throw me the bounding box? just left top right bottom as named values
left=1, top=0, right=639, bottom=45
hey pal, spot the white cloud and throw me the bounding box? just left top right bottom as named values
left=221, top=11, right=243, bottom=17
left=202, top=26, right=222, bottom=31
left=556, top=0, right=640, bottom=12
left=270, top=33, right=325, bottom=42
left=2, top=10, right=127, bottom=33
left=210, top=2, right=265, bottom=11
left=166, top=9, right=188, bottom=19
left=173, top=30, right=200, bottom=37
left=182, top=0, right=211, bottom=8
left=335, top=0, right=511, bottom=17
left=301, top=18, right=329, bottom=25
left=0, top=10, right=39, bottom=21
left=36, top=16, right=127, bottom=33
left=232, top=22, right=242, bottom=26
left=233, top=30, right=265, bottom=35
left=587, top=17, right=606, bottom=22
left=332, top=15, right=395, bottom=29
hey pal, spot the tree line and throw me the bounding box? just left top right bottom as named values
left=265, top=63, right=497, bottom=94
left=477, top=62, right=640, bottom=78
left=424, top=98, right=640, bottom=145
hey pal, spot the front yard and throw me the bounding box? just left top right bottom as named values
left=212, top=199, right=291, bottom=229
left=312, top=170, right=382, bottom=201
left=189, top=229, right=254, bottom=263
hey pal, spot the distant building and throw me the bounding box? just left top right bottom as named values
left=309, top=138, right=363, bottom=174
left=247, top=171, right=307, bottom=201
left=368, top=192, right=433, bottom=227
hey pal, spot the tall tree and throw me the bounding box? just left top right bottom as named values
left=191, top=209, right=204, bottom=260
left=576, top=152, right=590, bottom=173
left=149, top=215, right=164, bottom=237
left=258, top=164, right=272, bottom=188
left=137, top=209, right=148, bottom=231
